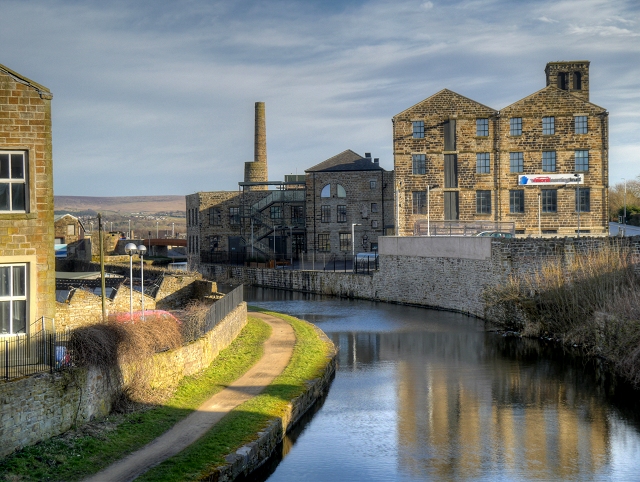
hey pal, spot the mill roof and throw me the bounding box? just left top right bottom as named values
left=306, top=150, right=384, bottom=172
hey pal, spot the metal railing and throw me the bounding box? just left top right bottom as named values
left=1, top=329, right=71, bottom=381
left=413, top=220, right=516, bottom=237
left=198, top=284, right=244, bottom=338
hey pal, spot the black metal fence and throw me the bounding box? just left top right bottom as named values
left=193, top=284, right=244, bottom=340
left=1, top=329, right=71, bottom=381
left=201, top=251, right=380, bottom=274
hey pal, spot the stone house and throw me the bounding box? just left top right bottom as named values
left=0, top=63, right=55, bottom=335
left=393, top=60, right=608, bottom=237
left=306, top=150, right=394, bottom=255
left=54, top=213, right=85, bottom=245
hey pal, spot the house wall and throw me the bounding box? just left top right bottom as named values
left=0, top=65, right=55, bottom=333
left=306, top=169, right=394, bottom=254
left=54, top=215, right=84, bottom=244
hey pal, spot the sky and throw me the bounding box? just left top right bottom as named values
left=1, top=0, right=639, bottom=196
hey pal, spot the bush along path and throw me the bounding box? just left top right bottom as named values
left=84, top=311, right=296, bottom=482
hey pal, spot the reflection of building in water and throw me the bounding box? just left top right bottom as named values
left=330, top=332, right=381, bottom=369
left=385, top=331, right=611, bottom=479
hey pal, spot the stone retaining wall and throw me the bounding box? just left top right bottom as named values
left=202, top=236, right=640, bottom=319
left=0, top=303, right=247, bottom=458
left=202, top=324, right=337, bottom=481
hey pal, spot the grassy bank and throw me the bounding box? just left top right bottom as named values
left=484, top=248, right=640, bottom=385
left=0, top=317, right=271, bottom=481
left=137, top=308, right=333, bottom=482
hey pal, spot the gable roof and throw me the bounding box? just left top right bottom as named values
left=392, top=89, right=497, bottom=119
left=0, top=63, right=51, bottom=97
left=305, top=149, right=384, bottom=172
left=500, top=85, right=606, bottom=113
left=54, top=213, right=85, bottom=230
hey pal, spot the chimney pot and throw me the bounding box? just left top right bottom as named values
left=365, top=152, right=372, bottom=158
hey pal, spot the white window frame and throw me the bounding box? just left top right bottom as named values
left=0, top=150, right=28, bottom=213
left=0, top=263, right=28, bottom=335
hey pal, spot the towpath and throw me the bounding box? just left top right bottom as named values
left=84, top=311, right=295, bottom=482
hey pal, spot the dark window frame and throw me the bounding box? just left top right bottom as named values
left=412, top=154, right=426, bottom=175
left=542, top=151, right=556, bottom=172
left=575, top=116, right=588, bottom=134
left=320, top=205, right=331, bottom=223
left=510, top=117, right=522, bottom=136
left=337, top=205, right=347, bottom=223
left=575, top=150, right=589, bottom=171
left=509, top=190, right=525, bottom=214
left=510, top=152, right=524, bottom=173
left=542, top=116, right=555, bottom=135
left=476, top=118, right=489, bottom=137
left=541, top=189, right=557, bottom=213
left=412, top=191, right=426, bottom=215
left=476, top=153, right=490, bottom=174
left=339, top=232, right=351, bottom=252
left=412, top=121, right=424, bottom=138
left=476, top=190, right=491, bottom=214
left=576, top=188, right=590, bottom=212
left=229, top=207, right=240, bottom=225
left=317, top=233, right=330, bottom=252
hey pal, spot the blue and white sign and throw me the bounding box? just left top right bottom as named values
left=518, top=173, right=584, bottom=186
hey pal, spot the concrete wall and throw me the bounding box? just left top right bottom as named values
left=0, top=303, right=247, bottom=458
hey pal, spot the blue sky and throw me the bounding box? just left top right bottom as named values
left=1, top=0, right=639, bottom=196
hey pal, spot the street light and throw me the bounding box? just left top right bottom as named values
left=351, top=223, right=362, bottom=257
left=137, top=244, right=147, bottom=321
left=128, top=219, right=131, bottom=239
left=124, top=242, right=138, bottom=321
left=623, top=178, right=627, bottom=226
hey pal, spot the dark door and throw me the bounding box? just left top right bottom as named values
left=444, top=154, right=458, bottom=188
left=444, top=192, right=459, bottom=220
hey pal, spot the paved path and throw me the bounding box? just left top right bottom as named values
left=85, top=312, right=295, bottom=482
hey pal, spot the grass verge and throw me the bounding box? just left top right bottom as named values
left=0, top=317, right=271, bottom=482
left=136, top=308, right=333, bottom=482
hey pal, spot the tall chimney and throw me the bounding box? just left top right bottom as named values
left=255, top=102, right=267, bottom=166
left=244, top=102, right=269, bottom=190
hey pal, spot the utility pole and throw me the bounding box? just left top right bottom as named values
left=98, top=213, right=106, bottom=321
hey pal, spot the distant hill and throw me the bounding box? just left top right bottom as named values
left=54, top=195, right=185, bottom=215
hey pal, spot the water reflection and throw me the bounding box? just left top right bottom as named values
left=245, top=287, right=640, bottom=482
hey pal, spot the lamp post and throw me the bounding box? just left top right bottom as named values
left=137, top=244, right=147, bottom=321
left=623, top=178, right=627, bottom=226
left=538, top=192, right=542, bottom=236
left=124, top=242, right=138, bottom=321
left=351, top=223, right=362, bottom=257
left=172, top=222, right=175, bottom=238
left=128, top=219, right=131, bottom=239
left=156, top=221, right=159, bottom=239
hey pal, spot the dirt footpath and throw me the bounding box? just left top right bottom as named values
left=84, top=312, right=295, bottom=482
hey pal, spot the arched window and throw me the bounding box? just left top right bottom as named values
left=321, top=184, right=330, bottom=197
left=337, top=184, right=346, bottom=198
left=573, top=71, right=582, bottom=90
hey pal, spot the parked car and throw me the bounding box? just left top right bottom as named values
left=476, top=231, right=514, bottom=238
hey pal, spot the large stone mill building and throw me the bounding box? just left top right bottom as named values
left=0, top=64, right=55, bottom=334
left=393, top=60, right=609, bottom=236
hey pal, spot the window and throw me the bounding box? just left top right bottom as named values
left=270, top=206, right=282, bottom=219
left=510, top=117, right=522, bottom=136
left=509, top=190, right=524, bottom=213
left=476, top=118, right=489, bottom=137
left=209, top=235, right=219, bottom=251
left=541, top=190, right=557, bottom=213
left=370, top=180, right=377, bottom=189
left=337, top=184, right=346, bottom=198
left=476, top=153, right=490, bottom=174
left=0, top=151, right=27, bottom=212
left=67, top=224, right=75, bottom=236
left=229, top=207, right=240, bottom=225
left=371, top=220, right=379, bottom=228
left=321, top=205, right=331, bottom=223
left=444, top=119, right=456, bottom=151
left=317, top=234, right=330, bottom=252
left=576, top=188, right=590, bottom=212
left=412, top=191, right=426, bottom=215
left=573, top=72, right=582, bottom=90
left=476, top=191, right=491, bottom=214
left=209, top=207, right=222, bottom=226
left=337, top=205, right=347, bottom=223
left=339, top=233, right=351, bottom=252
left=412, top=121, right=424, bottom=138
left=575, top=150, right=589, bottom=171
left=371, top=202, right=378, bottom=213
left=1, top=264, right=27, bottom=334
left=444, top=154, right=458, bottom=188
left=542, top=116, right=555, bottom=135
left=575, top=116, right=588, bottom=134
left=412, top=154, right=426, bottom=175
left=542, top=151, right=556, bottom=172
left=557, top=72, right=568, bottom=90
left=321, top=185, right=330, bottom=197
left=510, top=152, right=524, bottom=173
left=291, top=205, right=304, bottom=225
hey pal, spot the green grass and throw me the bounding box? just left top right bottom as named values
left=136, top=308, right=333, bottom=482
left=0, top=317, right=272, bottom=482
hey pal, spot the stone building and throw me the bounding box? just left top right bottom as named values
left=306, top=150, right=394, bottom=255
left=0, top=63, right=55, bottom=334
left=54, top=213, right=85, bottom=244
left=393, top=60, right=608, bottom=237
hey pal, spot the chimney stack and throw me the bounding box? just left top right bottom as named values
left=244, top=101, right=269, bottom=190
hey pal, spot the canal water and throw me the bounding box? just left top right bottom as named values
left=244, top=287, right=640, bottom=482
